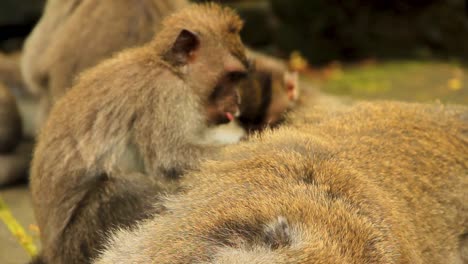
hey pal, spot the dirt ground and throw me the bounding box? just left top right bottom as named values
left=0, top=183, right=38, bottom=264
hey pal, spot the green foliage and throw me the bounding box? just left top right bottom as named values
left=270, top=0, right=468, bottom=64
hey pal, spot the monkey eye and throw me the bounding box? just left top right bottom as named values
left=227, top=71, right=247, bottom=82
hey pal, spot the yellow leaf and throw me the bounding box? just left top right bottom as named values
left=289, top=51, right=308, bottom=71
left=448, top=78, right=462, bottom=91
left=0, top=196, right=38, bottom=257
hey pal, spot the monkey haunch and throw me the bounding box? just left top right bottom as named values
left=96, top=102, right=467, bottom=264
left=30, top=4, right=248, bottom=264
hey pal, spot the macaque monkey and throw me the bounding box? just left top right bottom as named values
left=238, top=67, right=299, bottom=131
left=30, top=4, right=249, bottom=264
left=21, top=0, right=298, bottom=134
left=96, top=102, right=467, bottom=264
left=21, top=0, right=188, bottom=126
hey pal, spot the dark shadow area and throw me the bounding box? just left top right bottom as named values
left=194, top=0, right=468, bottom=65
left=0, top=0, right=45, bottom=52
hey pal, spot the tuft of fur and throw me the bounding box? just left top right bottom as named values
left=30, top=3, right=247, bottom=264
left=96, top=101, right=467, bottom=264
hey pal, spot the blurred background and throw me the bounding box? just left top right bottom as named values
left=1, top=0, right=467, bottom=104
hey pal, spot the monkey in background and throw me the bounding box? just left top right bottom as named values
left=96, top=101, right=467, bottom=264
left=237, top=67, right=299, bottom=131
left=21, top=0, right=188, bottom=127
left=29, top=4, right=249, bottom=263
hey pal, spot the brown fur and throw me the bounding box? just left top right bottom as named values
left=96, top=101, right=467, bottom=264
left=21, top=0, right=188, bottom=125
left=30, top=4, right=248, bottom=263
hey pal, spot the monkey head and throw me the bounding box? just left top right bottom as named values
left=266, top=70, right=299, bottom=126
left=156, top=4, right=250, bottom=126
left=238, top=69, right=299, bottom=131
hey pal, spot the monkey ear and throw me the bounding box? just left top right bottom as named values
left=165, top=29, right=200, bottom=65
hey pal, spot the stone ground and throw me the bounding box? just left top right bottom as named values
left=0, top=182, right=39, bottom=264
left=0, top=60, right=466, bottom=263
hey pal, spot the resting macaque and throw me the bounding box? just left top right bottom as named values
left=30, top=4, right=248, bottom=264
left=96, top=101, right=467, bottom=264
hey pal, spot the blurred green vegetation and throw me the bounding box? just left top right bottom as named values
left=314, top=60, right=468, bottom=104
left=197, top=0, right=468, bottom=65
left=270, top=0, right=468, bottom=64
left=4, top=0, right=468, bottom=66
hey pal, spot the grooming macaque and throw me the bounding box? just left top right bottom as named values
left=21, top=0, right=188, bottom=126
left=96, top=101, right=467, bottom=264
left=21, top=0, right=299, bottom=133
left=30, top=4, right=248, bottom=264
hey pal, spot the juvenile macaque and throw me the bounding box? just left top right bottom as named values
left=238, top=67, right=298, bottom=131
left=96, top=101, right=467, bottom=264
left=30, top=4, right=248, bottom=264
left=21, top=0, right=188, bottom=126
